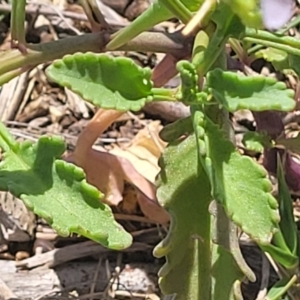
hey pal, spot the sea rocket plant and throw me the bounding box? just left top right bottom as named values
left=0, top=1, right=299, bottom=299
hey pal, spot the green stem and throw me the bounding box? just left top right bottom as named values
left=189, top=20, right=227, bottom=300
left=247, top=14, right=300, bottom=55
left=272, top=229, right=291, bottom=254
left=244, top=28, right=300, bottom=56
left=106, top=1, right=173, bottom=50
left=159, top=0, right=193, bottom=24
left=0, top=31, right=187, bottom=86
left=11, top=0, right=26, bottom=46
left=193, top=10, right=235, bottom=78
left=152, top=88, right=177, bottom=101
left=270, top=275, right=298, bottom=300
left=195, top=178, right=212, bottom=300
left=0, top=68, right=27, bottom=86
left=183, top=0, right=217, bottom=36
left=192, top=10, right=246, bottom=298
left=0, top=122, right=17, bottom=152
left=204, top=40, right=231, bottom=134
left=188, top=110, right=213, bottom=299
left=229, top=38, right=247, bottom=63
left=245, top=37, right=300, bottom=56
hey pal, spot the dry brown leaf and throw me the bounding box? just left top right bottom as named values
left=67, top=149, right=169, bottom=224
left=110, top=120, right=166, bottom=183
left=70, top=109, right=169, bottom=224
left=152, top=53, right=179, bottom=87
left=67, top=150, right=125, bottom=206
left=74, top=109, right=122, bottom=159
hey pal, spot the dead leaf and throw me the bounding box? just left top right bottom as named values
left=110, top=120, right=166, bottom=183
left=70, top=109, right=169, bottom=224
left=67, top=149, right=169, bottom=224
left=151, top=54, right=179, bottom=88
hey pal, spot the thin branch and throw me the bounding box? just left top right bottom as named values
left=0, top=30, right=191, bottom=86
left=83, top=0, right=109, bottom=30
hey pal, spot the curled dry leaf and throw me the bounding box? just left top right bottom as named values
left=67, top=149, right=169, bottom=224
left=67, top=109, right=169, bottom=224
left=110, top=120, right=166, bottom=183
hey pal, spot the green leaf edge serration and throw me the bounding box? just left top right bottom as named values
left=0, top=131, right=132, bottom=250
left=194, top=112, right=280, bottom=244
left=206, top=68, right=295, bottom=112
left=46, top=53, right=154, bottom=112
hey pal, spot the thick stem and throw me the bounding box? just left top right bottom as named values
left=0, top=31, right=190, bottom=86
left=205, top=40, right=233, bottom=150
left=11, top=0, right=26, bottom=48
left=195, top=179, right=212, bottom=300
left=0, top=68, right=27, bottom=86
left=229, top=38, right=248, bottom=64
left=191, top=28, right=214, bottom=300
left=192, top=16, right=243, bottom=299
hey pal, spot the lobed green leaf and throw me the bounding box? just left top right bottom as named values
left=242, top=131, right=271, bottom=153
left=0, top=123, right=132, bottom=249
left=255, top=48, right=288, bottom=71
left=206, top=69, right=295, bottom=112
left=255, top=48, right=300, bottom=77
left=211, top=244, right=244, bottom=300
left=154, top=134, right=247, bottom=299
left=210, top=201, right=255, bottom=285
left=194, top=111, right=280, bottom=244
left=153, top=135, right=212, bottom=299
left=46, top=53, right=154, bottom=111
left=176, top=60, right=199, bottom=104
left=159, top=116, right=193, bottom=142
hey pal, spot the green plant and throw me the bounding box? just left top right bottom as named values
left=0, top=0, right=300, bottom=299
